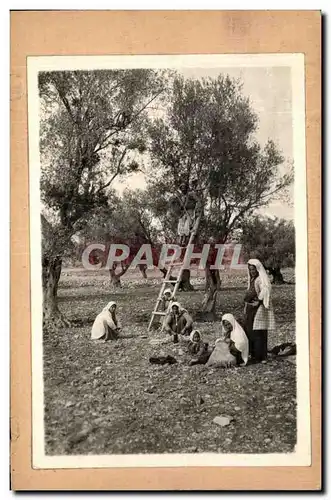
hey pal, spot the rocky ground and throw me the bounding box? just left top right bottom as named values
left=43, top=268, right=296, bottom=455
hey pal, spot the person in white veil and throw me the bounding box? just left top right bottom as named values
left=91, top=301, right=121, bottom=341
left=163, top=302, right=193, bottom=343
left=160, top=288, right=175, bottom=312
left=221, top=313, right=249, bottom=366
left=244, top=259, right=275, bottom=363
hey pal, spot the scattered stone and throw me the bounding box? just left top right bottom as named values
left=234, top=406, right=241, bottom=411
left=94, top=366, right=102, bottom=374
left=67, top=428, right=91, bottom=448
left=264, top=438, right=271, bottom=444
left=144, top=386, right=156, bottom=394
left=213, top=415, right=233, bottom=427
left=178, top=349, right=185, bottom=356
left=65, top=401, right=75, bottom=408
left=149, top=338, right=170, bottom=346
left=195, top=395, right=205, bottom=405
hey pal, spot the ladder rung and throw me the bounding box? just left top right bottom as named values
left=148, top=212, right=203, bottom=332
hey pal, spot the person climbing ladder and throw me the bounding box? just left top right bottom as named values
left=176, top=180, right=203, bottom=246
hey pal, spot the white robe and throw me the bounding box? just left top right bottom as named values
left=221, top=313, right=249, bottom=365
left=91, top=309, right=117, bottom=340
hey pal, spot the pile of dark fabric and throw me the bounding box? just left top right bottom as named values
left=149, top=355, right=177, bottom=365
left=269, top=342, right=297, bottom=357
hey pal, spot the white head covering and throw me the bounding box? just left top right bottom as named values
left=221, top=313, right=249, bottom=365
left=170, top=301, right=184, bottom=312
left=163, top=288, right=173, bottom=297
left=103, top=301, right=116, bottom=312
left=91, top=301, right=117, bottom=340
left=247, top=258, right=272, bottom=309
left=190, top=330, right=201, bottom=342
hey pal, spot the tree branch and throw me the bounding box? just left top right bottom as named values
left=96, top=147, right=128, bottom=194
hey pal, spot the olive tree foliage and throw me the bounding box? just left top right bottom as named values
left=39, top=69, right=167, bottom=327
left=240, top=216, right=295, bottom=284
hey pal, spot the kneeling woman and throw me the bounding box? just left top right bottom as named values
left=91, top=301, right=120, bottom=341
left=163, top=301, right=193, bottom=343
left=205, top=314, right=249, bottom=368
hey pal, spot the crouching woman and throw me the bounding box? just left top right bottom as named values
left=163, top=302, right=193, bottom=343
left=91, top=301, right=121, bottom=341
left=221, top=313, right=249, bottom=366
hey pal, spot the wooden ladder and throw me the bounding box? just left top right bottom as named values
left=147, top=213, right=202, bottom=332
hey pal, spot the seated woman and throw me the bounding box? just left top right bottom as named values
left=205, top=314, right=249, bottom=369
left=160, top=288, right=175, bottom=312
left=221, top=313, right=249, bottom=366
left=91, top=301, right=120, bottom=341
left=163, top=301, right=193, bottom=343
left=206, top=335, right=236, bottom=368
left=188, top=330, right=210, bottom=366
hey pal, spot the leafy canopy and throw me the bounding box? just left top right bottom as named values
left=39, top=69, right=166, bottom=242
left=240, top=216, right=295, bottom=269
left=147, top=74, right=293, bottom=243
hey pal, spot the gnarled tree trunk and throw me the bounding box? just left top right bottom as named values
left=42, top=255, right=71, bottom=331
left=109, top=262, right=128, bottom=288
left=266, top=266, right=285, bottom=284
left=179, top=269, right=194, bottom=291
left=138, top=263, right=148, bottom=279
left=200, top=265, right=221, bottom=321
left=159, top=267, right=194, bottom=292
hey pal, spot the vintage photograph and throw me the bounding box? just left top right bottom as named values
left=27, top=54, right=310, bottom=468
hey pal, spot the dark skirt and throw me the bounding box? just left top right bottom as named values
left=245, top=304, right=268, bottom=362
left=249, top=330, right=268, bottom=362
left=100, top=326, right=119, bottom=341
left=229, top=343, right=244, bottom=365
left=189, top=351, right=211, bottom=366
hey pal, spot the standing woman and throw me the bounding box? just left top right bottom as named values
left=244, top=259, right=275, bottom=363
